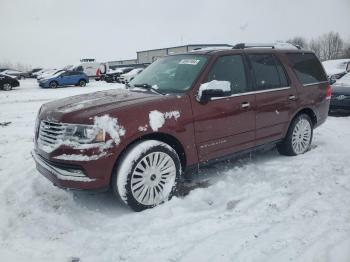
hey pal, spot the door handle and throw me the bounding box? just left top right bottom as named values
left=241, top=102, right=250, bottom=109
left=289, top=95, right=296, bottom=101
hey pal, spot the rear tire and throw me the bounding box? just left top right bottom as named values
left=277, top=114, right=313, bottom=156
left=79, top=79, right=87, bottom=87
left=3, top=83, right=12, bottom=91
left=113, top=140, right=181, bottom=212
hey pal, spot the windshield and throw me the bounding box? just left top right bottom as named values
left=130, top=54, right=208, bottom=93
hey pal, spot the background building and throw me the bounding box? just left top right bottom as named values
left=136, top=44, right=232, bottom=64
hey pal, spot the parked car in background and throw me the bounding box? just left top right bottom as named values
left=329, top=73, right=350, bottom=113
left=32, top=44, right=330, bottom=211
left=38, top=70, right=89, bottom=88
left=2, top=69, right=29, bottom=79
left=119, top=68, right=144, bottom=84
left=0, top=73, right=20, bottom=91
left=104, top=67, right=133, bottom=83
left=322, top=59, right=350, bottom=81
left=28, top=68, right=43, bottom=78
left=0, top=68, right=9, bottom=73
left=37, top=69, right=63, bottom=81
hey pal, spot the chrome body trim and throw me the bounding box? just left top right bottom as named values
left=210, top=86, right=291, bottom=100
left=31, top=150, right=95, bottom=182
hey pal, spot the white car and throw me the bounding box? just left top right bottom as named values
left=36, top=69, right=62, bottom=80
left=119, top=68, right=144, bottom=83
left=322, top=59, right=350, bottom=80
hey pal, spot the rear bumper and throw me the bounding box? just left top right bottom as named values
left=31, top=150, right=109, bottom=191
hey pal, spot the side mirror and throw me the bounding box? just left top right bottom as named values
left=197, top=80, right=231, bottom=104
left=329, top=78, right=336, bottom=85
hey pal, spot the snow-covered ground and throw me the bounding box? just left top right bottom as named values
left=1, top=79, right=350, bottom=262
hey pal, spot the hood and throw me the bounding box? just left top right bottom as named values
left=40, top=88, right=162, bottom=123
left=331, top=84, right=350, bottom=95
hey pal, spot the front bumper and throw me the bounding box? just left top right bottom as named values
left=31, top=150, right=109, bottom=190
left=330, top=97, right=350, bottom=111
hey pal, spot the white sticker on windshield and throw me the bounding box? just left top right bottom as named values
left=179, top=59, right=200, bottom=65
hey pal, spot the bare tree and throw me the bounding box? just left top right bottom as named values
left=319, top=31, right=344, bottom=60
left=341, top=43, right=350, bottom=58
left=287, top=36, right=308, bottom=49
left=309, top=38, right=322, bottom=59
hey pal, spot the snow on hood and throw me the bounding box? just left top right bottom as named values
left=43, top=88, right=159, bottom=118
left=0, top=73, right=17, bottom=79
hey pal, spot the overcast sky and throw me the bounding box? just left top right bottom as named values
left=1, top=0, right=349, bottom=68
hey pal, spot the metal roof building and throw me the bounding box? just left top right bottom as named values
left=106, top=44, right=232, bottom=66
left=136, top=44, right=232, bottom=64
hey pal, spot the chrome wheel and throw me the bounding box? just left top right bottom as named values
left=291, top=118, right=312, bottom=154
left=130, top=152, right=176, bottom=206
left=3, top=83, right=12, bottom=91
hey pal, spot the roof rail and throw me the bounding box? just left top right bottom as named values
left=233, top=42, right=301, bottom=50
left=233, top=43, right=275, bottom=49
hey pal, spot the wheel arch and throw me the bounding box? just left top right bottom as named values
left=283, top=107, right=317, bottom=138
left=110, top=132, right=187, bottom=185
left=293, top=107, right=317, bottom=127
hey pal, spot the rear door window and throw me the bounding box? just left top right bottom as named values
left=206, top=55, right=248, bottom=94
left=286, top=53, right=327, bottom=85
left=248, top=54, right=289, bottom=90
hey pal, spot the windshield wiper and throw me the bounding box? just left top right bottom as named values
left=132, top=83, right=164, bottom=95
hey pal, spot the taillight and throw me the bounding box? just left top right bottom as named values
left=326, top=84, right=331, bottom=100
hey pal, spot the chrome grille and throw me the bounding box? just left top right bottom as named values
left=38, top=121, right=66, bottom=148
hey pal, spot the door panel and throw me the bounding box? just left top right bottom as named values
left=247, top=53, right=297, bottom=146
left=192, top=94, right=256, bottom=162
left=255, top=88, right=296, bottom=145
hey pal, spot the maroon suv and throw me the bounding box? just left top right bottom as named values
left=32, top=44, right=331, bottom=211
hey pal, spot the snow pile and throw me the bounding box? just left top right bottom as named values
left=198, top=80, right=231, bottom=99
left=94, top=115, right=125, bottom=145
left=56, top=97, right=101, bottom=113
left=149, top=110, right=180, bottom=131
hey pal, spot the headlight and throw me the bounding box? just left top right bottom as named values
left=64, top=124, right=105, bottom=144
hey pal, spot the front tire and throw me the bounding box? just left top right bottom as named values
left=49, top=81, right=58, bottom=88
left=78, top=79, right=87, bottom=87
left=113, top=140, right=181, bottom=212
left=277, top=114, right=313, bottom=156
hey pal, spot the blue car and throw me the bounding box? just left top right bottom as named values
left=38, top=70, right=89, bottom=88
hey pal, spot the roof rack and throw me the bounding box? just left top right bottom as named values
left=233, top=43, right=301, bottom=50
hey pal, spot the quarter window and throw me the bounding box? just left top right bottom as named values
left=206, top=55, right=248, bottom=94
left=286, top=53, right=327, bottom=85
left=248, top=54, right=288, bottom=90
